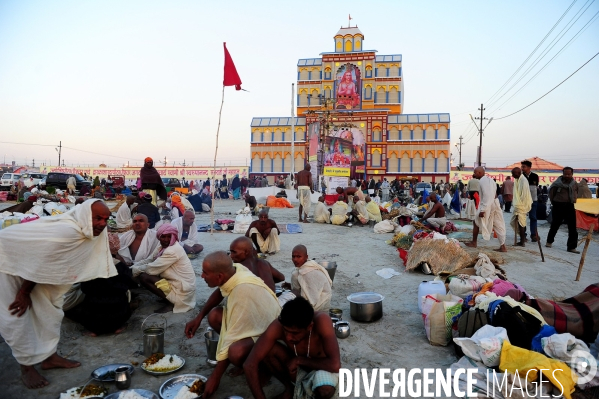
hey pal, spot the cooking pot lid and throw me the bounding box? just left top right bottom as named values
left=347, top=292, right=384, bottom=303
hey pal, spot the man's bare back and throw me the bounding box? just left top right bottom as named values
left=429, top=202, right=445, bottom=218
left=240, top=256, right=283, bottom=291
left=296, top=169, right=312, bottom=187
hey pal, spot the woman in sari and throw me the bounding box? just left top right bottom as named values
left=231, top=174, right=241, bottom=200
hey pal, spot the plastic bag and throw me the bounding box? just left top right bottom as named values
left=422, top=293, right=463, bottom=346
left=373, top=220, right=395, bottom=233
left=453, top=325, right=508, bottom=367
left=233, top=213, right=253, bottom=234
left=449, top=275, right=487, bottom=298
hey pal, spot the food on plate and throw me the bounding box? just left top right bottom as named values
left=172, top=379, right=205, bottom=399
left=142, top=353, right=183, bottom=372
left=117, top=391, right=146, bottom=399
left=60, top=384, right=107, bottom=398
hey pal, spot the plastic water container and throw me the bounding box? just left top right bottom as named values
left=418, top=280, right=446, bottom=312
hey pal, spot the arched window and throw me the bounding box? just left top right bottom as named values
left=388, top=87, right=399, bottom=103
left=387, top=154, right=399, bottom=172
left=425, top=126, right=435, bottom=140
left=372, top=128, right=382, bottom=142
left=438, top=126, right=448, bottom=140
left=273, top=154, right=283, bottom=172
left=262, top=155, right=272, bottom=172
left=324, top=87, right=332, bottom=99
left=389, top=127, right=399, bottom=141
left=274, top=129, right=283, bottom=142
left=251, top=154, right=261, bottom=172
left=252, top=130, right=261, bottom=142
left=377, top=65, right=386, bottom=77
left=401, top=127, right=411, bottom=140
left=283, top=153, right=292, bottom=171
left=299, top=69, right=309, bottom=80
left=372, top=150, right=382, bottom=167
left=400, top=153, right=410, bottom=172
left=424, top=152, right=435, bottom=172
left=413, top=126, right=424, bottom=140
left=345, top=40, right=353, bottom=52
left=365, top=65, right=372, bottom=78
left=412, top=153, right=423, bottom=173
left=364, top=85, right=372, bottom=99
left=389, top=64, right=399, bottom=76
left=299, top=91, right=308, bottom=106
left=375, top=87, right=386, bottom=104
left=296, top=129, right=305, bottom=141
left=294, top=154, right=305, bottom=172
left=437, top=153, right=448, bottom=172
left=263, top=130, right=272, bottom=142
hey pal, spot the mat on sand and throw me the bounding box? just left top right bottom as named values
left=279, top=224, right=303, bottom=234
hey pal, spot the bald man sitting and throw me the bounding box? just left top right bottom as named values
left=229, top=237, right=284, bottom=291
left=245, top=210, right=280, bottom=254
left=115, top=195, right=137, bottom=229
left=282, top=245, right=332, bottom=312
left=184, top=251, right=281, bottom=398
left=171, top=210, right=204, bottom=255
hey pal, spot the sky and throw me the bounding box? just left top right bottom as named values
left=0, top=0, right=598, bottom=169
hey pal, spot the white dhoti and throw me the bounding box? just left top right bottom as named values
left=0, top=273, right=71, bottom=365
left=298, top=186, right=311, bottom=216
left=465, top=199, right=477, bottom=220
left=474, top=198, right=506, bottom=245
left=249, top=227, right=281, bottom=254
left=427, top=217, right=447, bottom=229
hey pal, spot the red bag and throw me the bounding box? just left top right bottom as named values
left=398, top=248, right=408, bottom=266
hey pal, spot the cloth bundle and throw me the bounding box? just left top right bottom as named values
left=449, top=275, right=487, bottom=299
left=422, top=293, right=463, bottom=346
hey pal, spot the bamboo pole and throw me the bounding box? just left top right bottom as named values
left=575, top=223, right=594, bottom=281
left=210, top=86, right=226, bottom=235
left=536, top=232, right=545, bottom=262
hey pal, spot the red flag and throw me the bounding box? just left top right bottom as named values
left=223, top=42, right=242, bottom=90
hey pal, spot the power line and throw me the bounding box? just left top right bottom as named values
left=485, top=0, right=579, bottom=105
left=494, top=50, right=599, bottom=120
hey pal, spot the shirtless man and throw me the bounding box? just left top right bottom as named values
left=245, top=210, right=281, bottom=254
left=243, top=297, right=340, bottom=399
left=335, top=186, right=359, bottom=203
left=421, top=193, right=446, bottom=231
left=296, top=164, right=314, bottom=223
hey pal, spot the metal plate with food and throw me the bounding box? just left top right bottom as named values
left=141, top=353, right=185, bottom=376
left=91, top=363, right=135, bottom=382
left=187, top=253, right=198, bottom=260
left=159, top=374, right=207, bottom=399
left=105, top=389, right=160, bottom=399
left=59, top=383, right=108, bottom=399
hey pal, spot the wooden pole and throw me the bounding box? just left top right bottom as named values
left=536, top=232, right=545, bottom=262
left=575, top=223, right=594, bottom=281
left=210, top=86, right=226, bottom=235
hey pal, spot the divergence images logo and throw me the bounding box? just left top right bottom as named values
left=570, top=349, right=597, bottom=385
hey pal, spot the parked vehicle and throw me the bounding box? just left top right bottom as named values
left=414, top=182, right=433, bottom=195
left=45, top=172, right=91, bottom=192
left=590, top=184, right=597, bottom=199
left=161, top=177, right=181, bottom=188
left=1, top=173, right=21, bottom=190
left=19, top=173, right=47, bottom=187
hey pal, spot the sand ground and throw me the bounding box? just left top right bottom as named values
left=0, top=198, right=597, bottom=398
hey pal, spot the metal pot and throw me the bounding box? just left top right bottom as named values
left=335, top=321, right=351, bottom=339
left=329, top=308, right=342, bottom=320
left=347, top=292, right=384, bottom=322
left=320, top=261, right=337, bottom=282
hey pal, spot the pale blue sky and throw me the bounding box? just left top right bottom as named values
left=0, top=0, right=597, bottom=168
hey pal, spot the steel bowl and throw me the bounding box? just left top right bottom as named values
left=347, top=292, right=384, bottom=322
left=335, top=321, right=351, bottom=339
left=329, top=308, right=342, bottom=320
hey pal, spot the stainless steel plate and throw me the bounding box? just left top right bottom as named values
left=91, top=364, right=135, bottom=382
left=141, top=357, right=185, bottom=376
left=105, top=389, right=159, bottom=399
left=159, top=374, right=207, bottom=399
left=347, top=292, right=384, bottom=304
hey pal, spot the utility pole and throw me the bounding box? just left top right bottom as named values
left=163, top=156, right=167, bottom=167
left=454, top=136, right=463, bottom=170
left=181, top=159, right=187, bottom=167
left=57, top=141, right=62, bottom=167
left=470, top=105, right=492, bottom=167
left=32, top=159, right=35, bottom=168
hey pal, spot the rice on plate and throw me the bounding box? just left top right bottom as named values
left=172, top=379, right=205, bottom=399
left=117, top=391, right=146, bottom=399
left=142, top=353, right=184, bottom=372
left=60, top=385, right=107, bottom=398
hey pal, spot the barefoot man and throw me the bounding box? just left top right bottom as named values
left=465, top=167, right=507, bottom=252
left=0, top=199, right=116, bottom=388
left=243, top=297, right=340, bottom=399
left=245, top=210, right=281, bottom=254
left=296, top=164, right=314, bottom=223
left=185, top=251, right=281, bottom=398
left=421, top=193, right=446, bottom=231
left=510, top=167, right=532, bottom=247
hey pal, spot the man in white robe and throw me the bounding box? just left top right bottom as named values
left=350, top=196, right=369, bottom=225
left=115, top=195, right=137, bottom=229
left=0, top=199, right=116, bottom=389
left=284, top=245, right=332, bottom=312
left=509, top=167, right=532, bottom=247
left=313, top=196, right=331, bottom=224
left=330, top=196, right=349, bottom=225
left=116, top=214, right=160, bottom=265
left=171, top=210, right=204, bottom=254
left=465, top=167, right=507, bottom=252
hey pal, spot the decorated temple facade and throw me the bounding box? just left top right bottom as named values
left=250, top=26, right=450, bottom=184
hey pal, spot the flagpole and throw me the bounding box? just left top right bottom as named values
left=210, top=85, right=226, bottom=234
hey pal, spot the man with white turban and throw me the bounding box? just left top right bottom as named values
left=465, top=167, right=507, bottom=252
left=510, top=167, right=532, bottom=247
left=0, top=199, right=115, bottom=389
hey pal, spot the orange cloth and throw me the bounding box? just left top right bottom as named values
left=469, top=282, right=494, bottom=306
left=171, top=195, right=186, bottom=216
left=144, top=157, right=153, bottom=163
left=266, top=196, right=294, bottom=208
left=576, top=210, right=599, bottom=232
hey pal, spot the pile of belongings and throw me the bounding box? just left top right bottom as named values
left=419, top=264, right=599, bottom=398
left=266, top=195, right=293, bottom=208
left=233, top=206, right=253, bottom=234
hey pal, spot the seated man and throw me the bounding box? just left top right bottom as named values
left=421, top=193, right=447, bottom=231
left=365, top=195, right=382, bottom=223
left=115, top=214, right=160, bottom=266
left=313, top=195, right=331, bottom=224
left=131, top=224, right=196, bottom=313
left=135, top=193, right=161, bottom=229
left=245, top=210, right=280, bottom=254
left=243, top=297, right=340, bottom=399
left=349, top=196, right=369, bottom=226
left=171, top=210, right=204, bottom=255
left=282, top=245, right=332, bottom=312
left=330, top=195, right=349, bottom=225
left=115, top=195, right=137, bottom=229
left=229, top=237, right=284, bottom=291
left=184, top=252, right=281, bottom=398
left=244, top=192, right=257, bottom=211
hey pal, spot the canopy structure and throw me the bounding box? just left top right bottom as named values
left=505, top=157, right=564, bottom=171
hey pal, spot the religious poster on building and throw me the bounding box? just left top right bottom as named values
left=322, top=136, right=352, bottom=176
left=331, top=127, right=365, bottom=166
left=307, top=122, right=320, bottom=188
left=450, top=170, right=599, bottom=185
left=335, top=63, right=361, bottom=110
left=325, top=176, right=348, bottom=194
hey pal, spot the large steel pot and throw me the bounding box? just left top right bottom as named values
left=320, top=261, right=337, bottom=282
left=347, top=292, right=384, bottom=322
